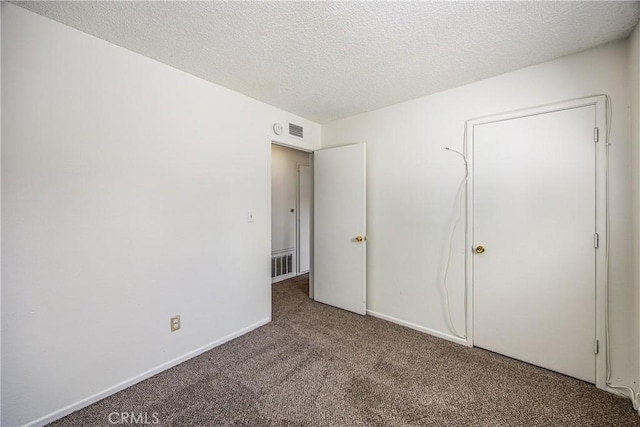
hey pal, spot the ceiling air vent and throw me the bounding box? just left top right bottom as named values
left=288, top=122, right=304, bottom=139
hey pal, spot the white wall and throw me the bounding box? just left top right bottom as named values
left=322, top=41, right=637, bottom=389
left=1, top=4, right=320, bottom=426
left=271, top=145, right=310, bottom=254
left=630, top=22, right=640, bottom=399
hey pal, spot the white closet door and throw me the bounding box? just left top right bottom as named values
left=473, top=106, right=596, bottom=383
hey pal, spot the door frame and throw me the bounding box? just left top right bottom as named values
left=268, top=140, right=315, bottom=302
left=296, top=163, right=311, bottom=275
left=464, top=95, right=608, bottom=390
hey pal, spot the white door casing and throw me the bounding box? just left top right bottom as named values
left=465, top=96, right=608, bottom=389
left=314, top=143, right=367, bottom=315
left=297, top=164, right=311, bottom=274
left=270, top=144, right=309, bottom=282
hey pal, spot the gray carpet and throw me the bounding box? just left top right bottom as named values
left=50, top=274, right=639, bottom=426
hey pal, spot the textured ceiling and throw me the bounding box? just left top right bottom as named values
left=13, top=1, right=640, bottom=123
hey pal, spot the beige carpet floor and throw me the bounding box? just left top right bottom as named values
left=50, top=274, right=639, bottom=426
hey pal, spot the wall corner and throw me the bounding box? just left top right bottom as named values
left=628, top=21, right=640, bottom=395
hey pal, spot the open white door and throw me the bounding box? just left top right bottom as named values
left=314, top=143, right=366, bottom=315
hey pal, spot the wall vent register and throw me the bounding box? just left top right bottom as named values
left=272, top=249, right=294, bottom=280
left=288, top=122, right=304, bottom=139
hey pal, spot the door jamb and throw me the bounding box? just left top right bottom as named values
left=296, top=163, right=311, bottom=275
left=464, top=95, right=608, bottom=390
left=268, top=140, right=314, bottom=304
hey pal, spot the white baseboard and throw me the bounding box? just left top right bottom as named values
left=24, top=317, right=271, bottom=427
left=606, top=386, right=631, bottom=399
left=271, top=273, right=295, bottom=284
left=605, top=385, right=640, bottom=412
left=366, top=310, right=469, bottom=346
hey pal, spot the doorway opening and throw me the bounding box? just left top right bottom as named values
left=270, top=143, right=312, bottom=285
left=268, top=141, right=367, bottom=314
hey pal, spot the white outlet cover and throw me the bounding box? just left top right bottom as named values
left=248, top=212, right=255, bottom=223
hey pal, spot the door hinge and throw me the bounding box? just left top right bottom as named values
left=594, top=127, right=599, bottom=143
left=594, top=233, right=600, bottom=248
left=594, top=338, right=599, bottom=354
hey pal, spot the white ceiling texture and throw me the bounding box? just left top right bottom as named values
left=13, top=1, right=640, bottom=123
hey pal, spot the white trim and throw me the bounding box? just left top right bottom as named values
left=271, top=140, right=313, bottom=154
left=464, top=95, right=608, bottom=390
left=296, top=163, right=311, bottom=275
left=0, top=3, right=3, bottom=415
left=366, top=310, right=469, bottom=346
left=308, top=154, right=315, bottom=299
left=296, top=164, right=301, bottom=274
left=267, top=137, right=273, bottom=322
left=271, top=272, right=296, bottom=285
left=272, top=272, right=296, bottom=284
left=269, top=140, right=314, bottom=297
left=24, top=317, right=270, bottom=427
left=606, top=386, right=637, bottom=402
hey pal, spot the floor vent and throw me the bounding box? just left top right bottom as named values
left=272, top=249, right=294, bottom=282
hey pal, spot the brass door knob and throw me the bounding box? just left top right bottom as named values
left=355, top=235, right=365, bottom=242
left=475, top=245, right=485, bottom=254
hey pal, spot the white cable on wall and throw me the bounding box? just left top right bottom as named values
left=441, top=95, right=640, bottom=413
left=442, top=145, right=468, bottom=340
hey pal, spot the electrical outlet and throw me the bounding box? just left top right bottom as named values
left=170, top=315, right=181, bottom=332
left=247, top=212, right=255, bottom=223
